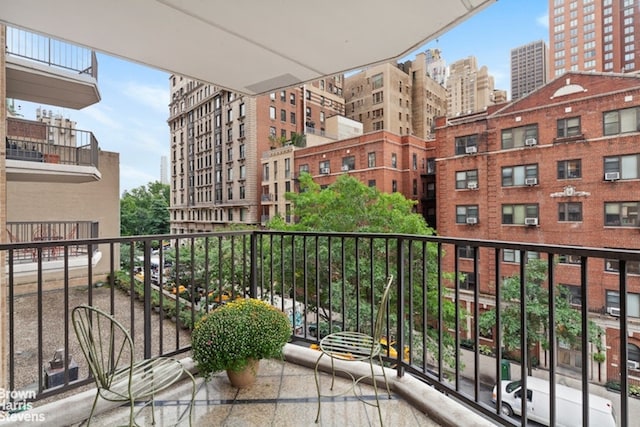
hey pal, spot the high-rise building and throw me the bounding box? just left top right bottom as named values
left=425, top=48, right=448, bottom=86
left=510, top=40, right=548, bottom=101
left=548, top=0, right=640, bottom=78
left=167, top=76, right=344, bottom=232
left=446, top=56, right=496, bottom=117
left=344, top=55, right=446, bottom=139
left=160, top=155, right=168, bottom=184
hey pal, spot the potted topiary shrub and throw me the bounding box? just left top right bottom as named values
left=191, top=298, right=291, bottom=388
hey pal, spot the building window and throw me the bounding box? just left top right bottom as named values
left=239, top=103, right=245, bottom=117
left=503, top=250, right=539, bottom=263
left=604, top=107, right=640, bottom=135
left=456, top=205, right=479, bottom=224
left=372, top=121, right=384, bottom=130
left=239, top=123, right=245, bottom=138
left=604, top=154, right=640, bottom=180
left=239, top=164, right=246, bottom=180
left=501, top=124, right=538, bottom=149
left=557, top=159, right=581, bottom=179
left=456, top=170, right=478, bottom=189
left=427, top=158, right=436, bottom=174
left=372, top=92, right=383, bottom=104
left=558, top=202, right=582, bottom=222
left=502, top=204, right=539, bottom=225
left=290, top=93, right=296, bottom=105
left=557, top=117, right=581, bottom=138
left=228, top=208, right=233, bottom=221
left=280, top=109, right=286, bottom=121
left=413, top=179, right=417, bottom=196
left=227, top=187, right=233, bottom=200
left=368, top=152, right=376, bottom=168
left=368, top=180, right=376, bottom=187
left=412, top=153, right=418, bottom=170
left=263, top=164, right=269, bottom=181
left=371, top=73, right=383, bottom=89
left=502, top=164, right=538, bottom=186
left=455, top=134, right=478, bottom=155
left=319, top=160, right=330, bottom=173
left=559, top=254, right=582, bottom=265
left=562, top=285, right=582, bottom=307
left=299, top=164, right=309, bottom=173
left=227, top=109, right=234, bottom=123
left=605, top=202, right=639, bottom=226
left=392, top=180, right=398, bottom=192
left=239, top=186, right=245, bottom=200
left=341, top=156, right=355, bottom=171
left=269, top=127, right=276, bottom=138
left=391, top=153, right=397, bottom=168
left=269, top=106, right=276, bottom=120
left=606, top=291, right=640, bottom=318
left=458, top=245, right=476, bottom=259
left=460, top=271, right=476, bottom=291
left=605, top=259, right=640, bottom=275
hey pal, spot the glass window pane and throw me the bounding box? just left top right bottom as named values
left=621, top=155, right=638, bottom=179
left=620, top=108, right=637, bottom=133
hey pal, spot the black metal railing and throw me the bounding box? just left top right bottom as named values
left=3, top=231, right=639, bottom=426
left=6, top=125, right=100, bottom=168
left=5, top=26, right=97, bottom=79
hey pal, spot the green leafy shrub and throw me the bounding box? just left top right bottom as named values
left=191, top=298, right=291, bottom=378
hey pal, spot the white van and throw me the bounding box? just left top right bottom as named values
left=492, top=376, right=616, bottom=427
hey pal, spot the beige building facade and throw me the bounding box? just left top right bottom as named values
left=446, top=56, right=496, bottom=117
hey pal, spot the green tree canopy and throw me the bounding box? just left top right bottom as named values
left=479, top=258, right=604, bottom=374
left=120, top=181, right=170, bottom=236
left=269, top=172, right=434, bottom=234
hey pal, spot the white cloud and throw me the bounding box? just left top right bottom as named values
left=81, top=104, right=122, bottom=130
left=122, top=82, right=169, bottom=114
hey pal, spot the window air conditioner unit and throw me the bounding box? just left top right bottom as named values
left=608, top=307, right=621, bottom=317
left=320, top=168, right=330, bottom=174
left=605, top=171, right=620, bottom=181
left=628, top=360, right=640, bottom=370
left=467, top=182, right=478, bottom=190
left=341, top=165, right=350, bottom=171
left=524, top=177, right=538, bottom=186
left=466, top=217, right=478, bottom=225
left=465, top=146, right=477, bottom=154
left=524, top=137, right=537, bottom=146
left=524, top=217, right=538, bottom=226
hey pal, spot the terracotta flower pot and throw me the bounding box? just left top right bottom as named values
left=226, top=359, right=260, bottom=388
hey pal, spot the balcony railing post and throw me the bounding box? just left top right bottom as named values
left=396, top=236, right=405, bottom=377
left=249, top=232, right=258, bottom=298
left=143, top=239, right=152, bottom=360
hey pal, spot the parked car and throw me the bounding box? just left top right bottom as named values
left=492, top=376, right=616, bottom=427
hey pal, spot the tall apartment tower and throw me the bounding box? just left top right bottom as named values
left=167, top=75, right=344, bottom=232
left=425, top=48, right=448, bottom=86
left=446, top=56, right=496, bottom=117
left=344, top=57, right=446, bottom=139
left=549, top=0, right=640, bottom=77
left=510, top=40, right=548, bottom=101
left=160, top=155, right=168, bottom=184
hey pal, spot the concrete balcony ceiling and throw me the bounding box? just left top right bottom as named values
left=0, top=0, right=495, bottom=96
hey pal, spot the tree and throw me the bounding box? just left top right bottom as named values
left=479, top=259, right=604, bottom=375
left=120, top=182, right=170, bottom=236
left=266, top=173, right=461, bottom=368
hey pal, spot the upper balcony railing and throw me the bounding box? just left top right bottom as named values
left=6, top=26, right=97, bottom=79
left=3, top=231, right=639, bottom=426
left=6, top=118, right=99, bottom=167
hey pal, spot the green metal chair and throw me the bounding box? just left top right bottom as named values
left=314, top=276, right=394, bottom=426
left=72, top=305, right=196, bottom=426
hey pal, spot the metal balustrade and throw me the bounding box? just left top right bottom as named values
left=3, top=231, right=639, bottom=426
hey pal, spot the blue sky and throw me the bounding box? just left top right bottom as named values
left=14, top=0, right=549, bottom=195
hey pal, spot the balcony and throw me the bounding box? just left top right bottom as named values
left=6, top=119, right=101, bottom=183
left=5, top=26, right=100, bottom=109
left=2, top=231, right=640, bottom=426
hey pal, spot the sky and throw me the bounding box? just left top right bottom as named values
left=13, top=0, right=550, bottom=196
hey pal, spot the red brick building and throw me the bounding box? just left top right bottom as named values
left=293, top=130, right=435, bottom=218
left=434, top=72, right=640, bottom=383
